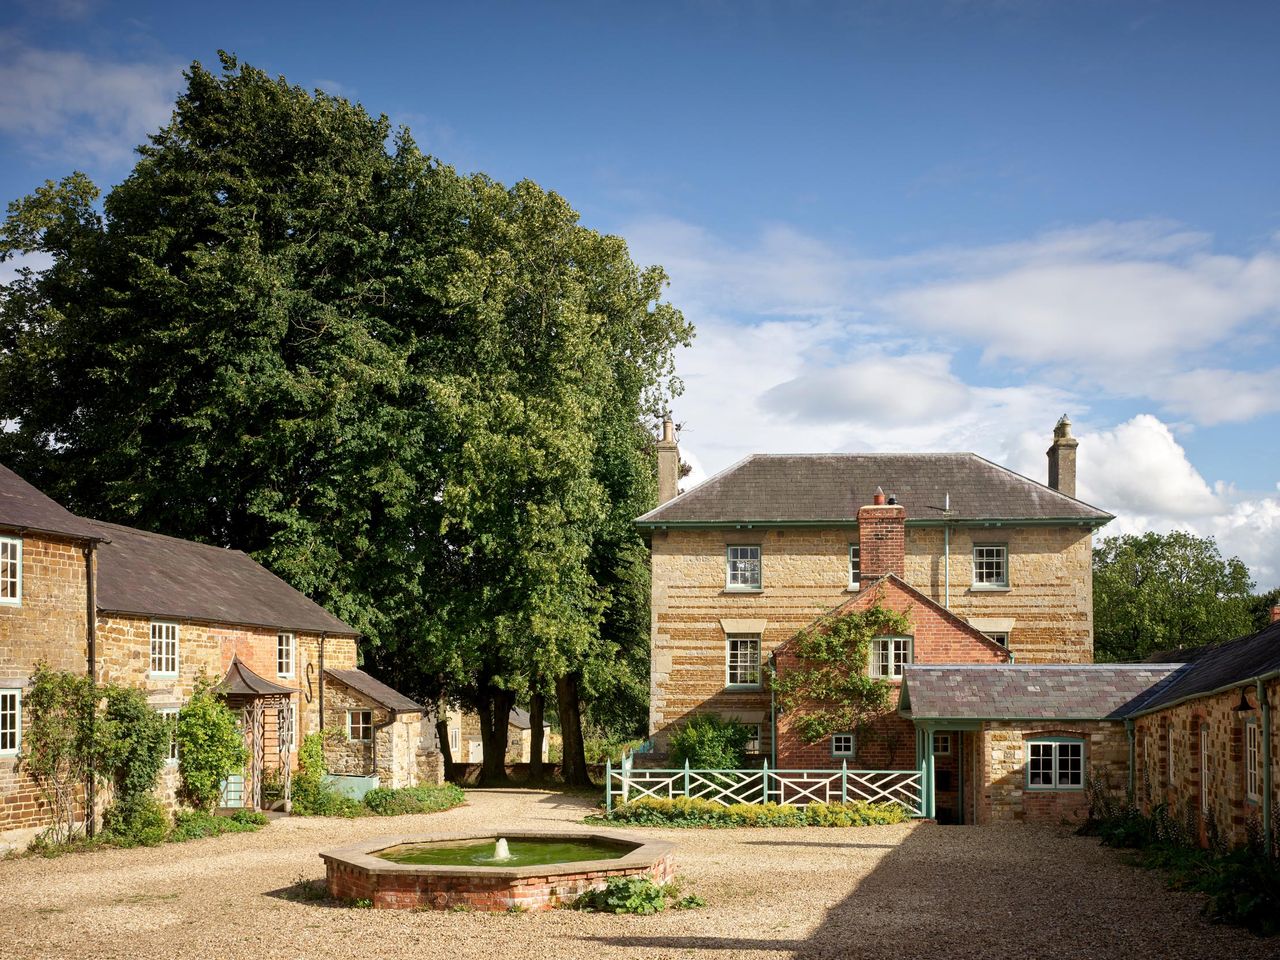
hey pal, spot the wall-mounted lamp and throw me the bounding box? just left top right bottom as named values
left=1232, top=687, right=1255, bottom=713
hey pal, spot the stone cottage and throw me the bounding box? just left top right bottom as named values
left=444, top=705, right=552, bottom=764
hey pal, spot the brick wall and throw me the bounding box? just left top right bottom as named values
left=977, top=720, right=1128, bottom=824
left=0, top=534, right=90, bottom=838
left=1133, top=679, right=1279, bottom=848
left=648, top=523, right=1096, bottom=749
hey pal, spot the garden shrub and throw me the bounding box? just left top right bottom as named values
left=97, top=686, right=169, bottom=838
left=666, top=714, right=753, bottom=769
left=575, top=876, right=668, bottom=914
left=362, top=784, right=465, bottom=816
left=21, top=665, right=98, bottom=845
left=101, top=795, right=169, bottom=847
left=176, top=678, right=247, bottom=811
left=594, top=796, right=908, bottom=828
left=169, top=808, right=266, bottom=842
left=290, top=730, right=363, bottom=816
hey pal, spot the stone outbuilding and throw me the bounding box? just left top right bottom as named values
left=323, top=668, right=442, bottom=789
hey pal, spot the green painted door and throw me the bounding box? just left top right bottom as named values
left=219, top=771, right=245, bottom=808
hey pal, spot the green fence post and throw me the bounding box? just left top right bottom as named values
left=842, top=760, right=848, bottom=803
left=761, top=758, right=769, bottom=804
left=683, top=758, right=690, bottom=798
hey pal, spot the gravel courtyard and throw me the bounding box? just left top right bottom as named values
left=1, top=789, right=1272, bottom=960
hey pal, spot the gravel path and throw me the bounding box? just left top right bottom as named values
left=0, top=789, right=1271, bottom=960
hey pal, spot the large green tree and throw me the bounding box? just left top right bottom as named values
left=0, top=54, right=691, bottom=784
left=1093, top=531, right=1255, bottom=661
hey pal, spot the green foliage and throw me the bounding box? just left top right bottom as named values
left=1250, top=586, right=1280, bottom=632
left=168, top=808, right=266, bottom=842
left=594, top=796, right=908, bottom=829
left=175, top=679, right=247, bottom=811
left=583, top=734, right=644, bottom=765
left=667, top=714, right=753, bottom=770
left=1093, top=532, right=1255, bottom=661
left=98, top=686, right=168, bottom=819
left=770, top=602, right=906, bottom=743
left=284, top=876, right=330, bottom=902
left=574, top=876, right=668, bottom=915
left=361, top=784, right=465, bottom=816
left=101, top=796, right=169, bottom=847
left=21, top=664, right=98, bottom=844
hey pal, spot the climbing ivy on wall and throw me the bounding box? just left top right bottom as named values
left=770, top=603, right=911, bottom=744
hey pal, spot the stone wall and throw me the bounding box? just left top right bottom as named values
left=0, top=533, right=90, bottom=841
left=1133, top=679, right=1279, bottom=849
left=976, top=719, right=1128, bottom=824
left=648, top=523, right=1096, bottom=749
left=323, top=678, right=442, bottom=788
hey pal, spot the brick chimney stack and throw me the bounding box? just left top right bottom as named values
left=1047, top=414, right=1079, bottom=498
left=1271, top=605, right=1280, bottom=625
left=858, top=487, right=906, bottom=580
left=656, top=414, right=680, bottom=505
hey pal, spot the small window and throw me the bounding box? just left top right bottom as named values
left=726, top=545, right=762, bottom=590
left=449, top=726, right=461, bottom=752
left=1246, top=721, right=1261, bottom=802
left=149, top=621, right=180, bottom=677
left=1200, top=725, right=1210, bottom=814
left=347, top=709, right=372, bottom=742
left=0, top=689, right=20, bottom=755
left=832, top=733, right=855, bottom=757
left=972, top=544, right=1008, bottom=588
left=159, top=707, right=179, bottom=764
left=743, top=723, right=762, bottom=753
left=933, top=732, right=952, bottom=755
left=1028, top=739, right=1083, bottom=789
left=869, top=636, right=912, bottom=679
left=278, top=702, right=297, bottom=752
left=983, top=632, right=1009, bottom=647
left=0, top=536, right=20, bottom=605
left=276, top=632, right=295, bottom=678
left=848, top=544, right=861, bottom=589
left=726, top=634, right=761, bottom=687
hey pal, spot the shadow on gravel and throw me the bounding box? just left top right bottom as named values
left=738, top=840, right=899, bottom=850
left=580, top=935, right=807, bottom=953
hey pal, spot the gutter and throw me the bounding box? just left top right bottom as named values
left=83, top=541, right=98, bottom=839
left=634, top=516, right=1111, bottom=531
left=1124, top=667, right=1280, bottom=721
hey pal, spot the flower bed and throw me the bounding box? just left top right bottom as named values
left=589, top=796, right=908, bottom=828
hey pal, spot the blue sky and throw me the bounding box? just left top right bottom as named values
left=2, top=1, right=1279, bottom=586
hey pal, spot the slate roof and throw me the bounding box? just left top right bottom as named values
left=0, top=464, right=104, bottom=541
left=899, top=664, right=1185, bottom=721
left=89, top=519, right=356, bottom=635
left=508, top=706, right=550, bottom=730
left=220, top=657, right=296, bottom=698
left=325, top=668, right=423, bottom=712
left=636, top=453, right=1112, bottom=525
left=1131, top=619, right=1280, bottom=715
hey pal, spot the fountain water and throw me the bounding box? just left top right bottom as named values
left=491, top=838, right=512, bottom=861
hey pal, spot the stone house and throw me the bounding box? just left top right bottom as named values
left=0, top=465, right=441, bottom=847
left=444, top=705, right=551, bottom=764
left=1128, top=612, right=1279, bottom=850
left=639, top=416, right=1112, bottom=766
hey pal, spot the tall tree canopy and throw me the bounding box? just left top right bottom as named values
left=1092, top=531, right=1255, bottom=662
left=0, top=53, right=691, bottom=781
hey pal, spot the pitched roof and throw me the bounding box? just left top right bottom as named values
left=0, top=464, right=104, bottom=542
left=324, top=668, right=423, bottom=713
left=636, top=453, right=1112, bottom=526
left=220, top=657, right=296, bottom=697
left=88, top=519, right=356, bottom=635
left=899, top=664, right=1185, bottom=721
left=1131, top=620, right=1280, bottom=715
left=508, top=706, right=550, bottom=729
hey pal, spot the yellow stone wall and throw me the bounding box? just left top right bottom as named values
left=648, top=524, right=1096, bottom=746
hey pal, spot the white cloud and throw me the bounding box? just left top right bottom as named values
left=1153, top=368, right=1280, bottom=426
left=0, top=37, right=179, bottom=168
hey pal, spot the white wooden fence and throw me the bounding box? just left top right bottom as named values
left=605, top=757, right=923, bottom=816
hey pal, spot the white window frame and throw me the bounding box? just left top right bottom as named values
left=1027, top=739, right=1084, bottom=790
left=869, top=636, right=912, bottom=679
left=449, top=726, right=461, bottom=752
left=972, top=543, right=1009, bottom=589
left=933, top=732, right=952, bottom=756
left=347, top=709, right=372, bottom=743
left=278, top=701, right=297, bottom=752
left=1200, top=724, right=1210, bottom=814
left=743, top=723, right=762, bottom=753
left=725, top=545, right=762, bottom=591
left=1246, top=720, right=1260, bottom=802
left=159, top=707, right=179, bottom=764
left=725, top=633, right=762, bottom=688
left=0, top=688, right=20, bottom=756
left=848, top=543, right=861, bottom=590
left=832, top=733, right=856, bottom=758
left=983, top=632, right=1009, bottom=647
left=149, top=621, right=180, bottom=677
left=0, top=536, right=21, bottom=606
left=276, top=632, right=295, bottom=678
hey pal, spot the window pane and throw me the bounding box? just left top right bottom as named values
left=0, top=539, right=18, bottom=601
left=849, top=545, right=861, bottom=585
left=833, top=734, right=854, bottom=756
left=727, top=546, right=761, bottom=588
left=727, top=635, right=761, bottom=685
left=1028, top=742, right=1052, bottom=785
left=973, top=545, right=1008, bottom=585
left=1058, top=742, right=1083, bottom=786
left=0, top=691, right=17, bottom=752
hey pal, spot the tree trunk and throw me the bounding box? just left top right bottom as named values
left=435, top=710, right=454, bottom=782
left=528, top=691, right=545, bottom=783
left=478, top=687, right=514, bottom=786
left=556, top=673, right=592, bottom=787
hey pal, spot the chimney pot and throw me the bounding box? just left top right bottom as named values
left=872, top=486, right=886, bottom=506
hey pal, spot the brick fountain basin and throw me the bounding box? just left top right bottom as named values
left=320, top=829, right=675, bottom=911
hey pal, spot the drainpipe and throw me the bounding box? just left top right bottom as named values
left=318, top=633, right=326, bottom=731
left=83, top=542, right=97, bottom=839
left=1260, top=677, right=1273, bottom=850
left=1125, top=719, right=1135, bottom=801
left=769, top=661, right=777, bottom=769
left=943, top=493, right=951, bottom=608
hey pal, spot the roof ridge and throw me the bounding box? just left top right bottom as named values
left=84, top=517, right=247, bottom=555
